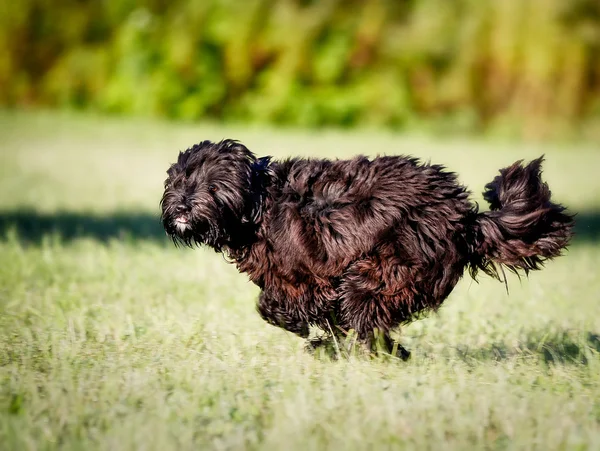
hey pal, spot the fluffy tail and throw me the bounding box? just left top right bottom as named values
left=469, top=157, right=574, bottom=280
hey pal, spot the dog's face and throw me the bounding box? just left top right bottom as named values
left=160, top=140, right=256, bottom=249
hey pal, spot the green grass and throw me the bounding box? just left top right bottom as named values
left=0, top=111, right=599, bottom=450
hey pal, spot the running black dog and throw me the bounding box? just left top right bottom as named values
left=160, top=140, right=573, bottom=357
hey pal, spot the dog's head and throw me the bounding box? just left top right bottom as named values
left=160, top=140, right=258, bottom=250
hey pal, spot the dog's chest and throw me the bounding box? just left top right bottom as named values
left=236, top=238, right=337, bottom=297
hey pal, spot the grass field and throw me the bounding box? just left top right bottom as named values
left=0, top=111, right=599, bottom=450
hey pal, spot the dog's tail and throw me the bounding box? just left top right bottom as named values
left=468, top=157, right=574, bottom=281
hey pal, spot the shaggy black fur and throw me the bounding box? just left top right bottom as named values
left=160, top=140, right=573, bottom=357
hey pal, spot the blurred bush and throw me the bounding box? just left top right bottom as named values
left=2, top=0, right=600, bottom=137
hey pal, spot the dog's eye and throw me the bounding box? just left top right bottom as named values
left=208, top=184, right=218, bottom=194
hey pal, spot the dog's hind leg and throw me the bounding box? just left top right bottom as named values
left=338, top=258, right=415, bottom=360
left=256, top=291, right=310, bottom=338
left=337, top=292, right=413, bottom=360
left=348, top=329, right=409, bottom=360
left=380, top=333, right=411, bottom=361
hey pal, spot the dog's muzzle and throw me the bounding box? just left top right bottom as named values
left=174, top=215, right=191, bottom=233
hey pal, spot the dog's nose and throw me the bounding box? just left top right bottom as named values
left=175, top=205, right=188, bottom=214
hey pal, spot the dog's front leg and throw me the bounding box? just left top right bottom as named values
left=256, top=291, right=310, bottom=338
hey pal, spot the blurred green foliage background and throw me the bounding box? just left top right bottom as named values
left=2, top=0, right=600, bottom=138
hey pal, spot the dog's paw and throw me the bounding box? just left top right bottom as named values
left=391, top=343, right=411, bottom=361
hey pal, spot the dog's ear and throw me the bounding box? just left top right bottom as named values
left=166, top=163, right=179, bottom=180
left=175, top=147, right=195, bottom=167
left=163, top=148, right=195, bottom=181
left=216, top=139, right=256, bottom=164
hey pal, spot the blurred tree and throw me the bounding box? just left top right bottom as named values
left=1, top=0, right=600, bottom=138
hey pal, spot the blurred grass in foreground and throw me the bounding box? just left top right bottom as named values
left=0, top=112, right=599, bottom=450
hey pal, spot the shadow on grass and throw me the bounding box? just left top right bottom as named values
left=574, top=210, right=600, bottom=242
left=0, top=209, right=599, bottom=244
left=309, top=330, right=600, bottom=365
left=452, top=331, right=600, bottom=366
left=0, top=209, right=167, bottom=244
